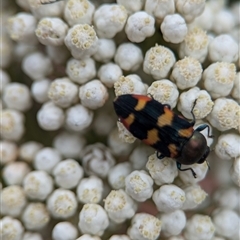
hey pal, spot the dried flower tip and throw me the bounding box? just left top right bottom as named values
left=104, top=189, right=136, bottom=223
left=127, top=213, right=162, bottom=240
left=207, top=98, right=240, bottom=131
left=171, top=57, right=202, bottom=90
left=64, top=24, right=98, bottom=59
left=179, top=27, right=209, bottom=63
left=114, top=74, right=147, bottom=96
left=143, top=45, right=176, bottom=79
left=147, top=79, right=179, bottom=108
left=146, top=154, right=178, bottom=185
left=64, top=0, right=95, bottom=26
left=178, top=87, right=213, bottom=119
left=78, top=203, right=109, bottom=236
left=35, top=17, right=68, bottom=46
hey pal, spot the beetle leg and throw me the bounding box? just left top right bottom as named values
left=189, top=99, right=198, bottom=125
left=156, top=152, right=165, bottom=159
left=195, top=124, right=213, bottom=138
left=176, top=162, right=197, bottom=178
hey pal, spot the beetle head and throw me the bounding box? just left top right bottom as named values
left=177, top=131, right=209, bottom=165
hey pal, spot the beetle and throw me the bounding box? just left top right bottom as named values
left=113, top=94, right=212, bottom=178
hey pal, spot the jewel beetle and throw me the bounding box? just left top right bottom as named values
left=113, top=94, right=212, bottom=178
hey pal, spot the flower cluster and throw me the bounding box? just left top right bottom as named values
left=1, top=0, right=239, bottom=240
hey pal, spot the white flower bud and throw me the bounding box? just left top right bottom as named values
left=52, top=222, right=78, bottom=240
left=161, top=14, right=187, bottom=44
left=3, top=161, right=31, bottom=185
left=212, top=10, right=235, bottom=34
left=46, top=45, right=70, bottom=64
left=192, top=3, right=214, bottom=31
left=22, top=203, right=50, bottom=230
left=47, top=189, right=78, bottom=219
left=31, top=79, right=51, bottom=103
left=153, top=184, right=186, bottom=213
left=3, top=82, right=32, bottom=111
left=125, top=170, right=153, bottom=202
left=64, top=0, right=95, bottom=26
left=182, top=185, right=208, bottom=210
left=117, top=0, right=144, bottom=14
left=7, top=12, right=37, bottom=44
left=37, top=101, right=65, bottom=130
left=129, top=145, right=153, bottom=170
left=212, top=208, right=239, bottom=239
left=108, top=162, right=132, bottom=189
left=108, top=127, right=133, bottom=156
left=92, top=111, right=115, bottom=136
left=175, top=0, right=205, bottom=23
left=19, top=141, right=43, bottom=163
left=213, top=187, right=239, bottom=210
left=104, top=189, right=136, bottom=223
left=0, top=216, right=24, bottom=240
left=28, top=0, right=65, bottom=19
left=22, top=52, right=53, bottom=81
left=146, top=154, right=178, bottom=185
left=114, top=74, right=147, bottom=96
left=147, top=79, right=179, bottom=108
left=93, top=4, right=128, bottom=38
left=143, top=45, right=176, bottom=79
left=78, top=203, right=109, bottom=236
left=0, top=109, right=25, bottom=141
left=34, top=147, right=61, bottom=173
left=23, top=170, right=54, bottom=200
left=179, top=27, right=209, bottom=63
left=208, top=34, right=238, bottom=63
left=214, top=133, right=240, bottom=160
left=53, top=159, right=84, bottom=189
left=13, top=42, right=37, bottom=61
left=171, top=57, right=202, bottom=90
left=53, top=131, right=86, bottom=159
left=125, top=11, right=155, bottom=43
left=0, top=140, right=18, bottom=165
left=230, top=156, right=240, bottom=187
left=64, top=24, right=98, bottom=59
left=184, top=214, right=215, bottom=240
left=127, top=213, right=162, bottom=240
left=65, top=104, right=93, bottom=132
left=48, top=77, right=78, bottom=108
left=77, top=176, right=103, bottom=204
left=207, top=98, right=239, bottom=131
left=1, top=185, right=27, bottom=217
left=76, top=234, right=101, bottom=240
left=109, top=235, right=130, bottom=240
left=66, top=57, right=96, bottom=84
left=22, top=232, right=43, bottom=240
left=79, top=79, right=109, bottom=109
left=159, top=210, right=186, bottom=237
left=98, top=62, right=122, bottom=88
left=203, top=62, right=236, bottom=99
left=178, top=87, right=213, bottom=119
left=93, top=38, right=116, bottom=63
left=145, top=0, right=175, bottom=21
left=80, top=143, right=116, bottom=178
left=114, top=43, right=143, bottom=71
left=35, top=17, right=68, bottom=46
